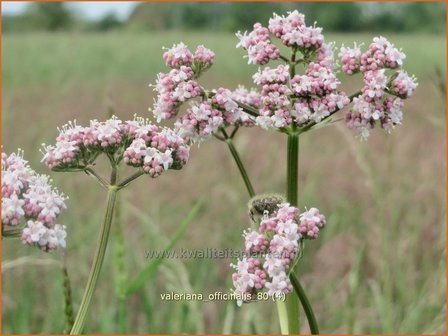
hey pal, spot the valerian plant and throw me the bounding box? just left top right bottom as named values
left=3, top=117, right=191, bottom=333
left=40, top=116, right=190, bottom=334
left=1, top=10, right=417, bottom=335
left=149, top=10, right=417, bottom=335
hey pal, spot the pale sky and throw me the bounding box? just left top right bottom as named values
left=1, top=1, right=138, bottom=20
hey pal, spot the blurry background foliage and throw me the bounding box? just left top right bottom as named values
left=2, top=1, right=446, bottom=33
left=2, top=1, right=446, bottom=334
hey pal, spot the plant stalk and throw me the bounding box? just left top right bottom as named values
left=117, top=170, right=144, bottom=189
left=70, top=186, right=119, bottom=334
left=84, top=168, right=108, bottom=188
left=287, top=133, right=299, bottom=205
left=286, top=132, right=321, bottom=334
left=225, top=138, right=255, bottom=198
left=285, top=132, right=301, bottom=335
left=290, top=272, right=320, bottom=334
left=276, top=300, right=289, bottom=334
left=113, top=196, right=128, bottom=333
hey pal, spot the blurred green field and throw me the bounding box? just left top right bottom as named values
left=2, top=32, right=446, bottom=334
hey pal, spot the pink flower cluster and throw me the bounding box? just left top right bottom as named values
left=155, top=43, right=259, bottom=143
left=339, top=37, right=418, bottom=139
left=175, top=87, right=259, bottom=142
left=268, top=11, right=324, bottom=51
left=154, top=11, right=417, bottom=143
left=232, top=85, right=263, bottom=109
left=231, top=203, right=326, bottom=303
left=339, top=37, right=406, bottom=75
left=153, top=43, right=215, bottom=122
left=237, top=10, right=328, bottom=65
left=2, top=150, right=67, bottom=251
left=252, top=62, right=350, bottom=129
left=163, top=42, right=215, bottom=70
left=361, top=36, right=406, bottom=72
left=391, top=70, right=418, bottom=99
left=235, top=12, right=352, bottom=129
left=234, top=11, right=418, bottom=138
left=253, top=65, right=293, bottom=129
left=193, top=45, right=216, bottom=69
left=236, top=23, right=280, bottom=65
left=124, top=126, right=189, bottom=177
left=338, top=43, right=363, bottom=75
left=41, top=116, right=190, bottom=178
left=163, top=42, right=193, bottom=68
left=175, top=102, right=223, bottom=142
left=153, top=66, right=202, bottom=121
left=291, top=63, right=350, bottom=124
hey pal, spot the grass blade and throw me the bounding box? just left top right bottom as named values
left=125, top=198, right=204, bottom=295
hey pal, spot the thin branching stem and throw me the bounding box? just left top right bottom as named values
left=220, top=128, right=230, bottom=140
left=225, top=138, right=255, bottom=198
left=213, top=133, right=226, bottom=141
left=279, top=54, right=291, bottom=63
left=204, top=89, right=259, bottom=118
left=117, top=171, right=144, bottom=189
left=289, top=47, right=298, bottom=78
left=70, top=181, right=119, bottom=334
left=229, top=125, right=240, bottom=139
left=299, top=90, right=362, bottom=134
left=84, top=168, right=108, bottom=188
left=235, top=101, right=260, bottom=117
left=110, top=166, right=118, bottom=186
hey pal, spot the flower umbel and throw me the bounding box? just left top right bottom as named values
left=340, top=37, right=418, bottom=139
left=2, top=150, right=67, bottom=251
left=41, top=116, right=190, bottom=178
left=231, top=201, right=326, bottom=304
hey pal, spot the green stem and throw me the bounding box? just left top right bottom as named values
left=290, top=273, right=319, bottom=334
left=235, top=101, right=260, bottom=118
left=84, top=168, right=108, bottom=189
left=279, top=54, right=291, bottom=63
left=290, top=47, right=297, bottom=78
left=70, top=186, right=119, bottom=334
left=276, top=300, right=289, bottom=334
left=286, top=133, right=320, bottom=335
left=113, top=197, right=128, bottom=333
left=110, top=166, right=118, bottom=185
left=286, top=132, right=301, bottom=334
left=287, top=133, right=299, bottom=206
left=285, top=279, right=300, bottom=334
left=117, top=170, right=144, bottom=189
left=2, top=229, right=23, bottom=238
left=225, top=138, right=255, bottom=198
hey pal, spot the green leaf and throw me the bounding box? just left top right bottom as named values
left=125, top=198, right=204, bottom=296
